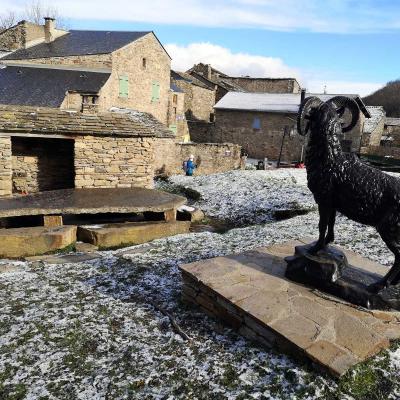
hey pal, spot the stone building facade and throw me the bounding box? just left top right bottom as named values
left=1, top=21, right=172, bottom=125
left=383, top=118, right=400, bottom=147
left=212, top=110, right=304, bottom=162
left=171, top=71, right=216, bottom=122
left=212, top=92, right=371, bottom=161
left=0, top=105, right=174, bottom=196
left=360, top=106, right=385, bottom=150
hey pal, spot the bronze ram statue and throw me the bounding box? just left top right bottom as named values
left=297, top=95, right=400, bottom=293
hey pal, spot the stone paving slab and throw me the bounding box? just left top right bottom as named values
left=180, top=239, right=400, bottom=376
left=78, top=220, right=191, bottom=249
left=0, top=188, right=186, bottom=218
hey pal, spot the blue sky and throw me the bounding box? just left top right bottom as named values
left=3, top=0, right=400, bottom=95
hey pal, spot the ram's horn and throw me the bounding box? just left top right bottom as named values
left=297, top=96, right=323, bottom=136
left=326, top=96, right=360, bottom=132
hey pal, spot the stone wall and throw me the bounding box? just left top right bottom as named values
left=187, top=121, right=215, bottom=143
left=361, top=145, right=400, bottom=160
left=171, top=79, right=215, bottom=121
left=75, top=136, right=155, bottom=189
left=11, top=137, right=75, bottom=193
left=0, top=23, right=25, bottom=51
left=167, top=90, right=189, bottom=141
left=0, top=136, right=12, bottom=197
left=221, top=77, right=301, bottom=93
left=213, top=110, right=305, bottom=162
left=362, top=117, right=385, bottom=148
left=100, top=33, right=171, bottom=124
left=384, top=125, right=400, bottom=146
left=154, top=138, right=242, bottom=176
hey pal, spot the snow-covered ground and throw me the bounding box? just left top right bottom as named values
left=156, top=169, right=315, bottom=226
left=0, top=169, right=399, bottom=399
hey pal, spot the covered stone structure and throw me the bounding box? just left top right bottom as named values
left=0, top=105, right=174, bottom=196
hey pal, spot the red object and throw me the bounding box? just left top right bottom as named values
left=295, top=162, right=305, bottom=169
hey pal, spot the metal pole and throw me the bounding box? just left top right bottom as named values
left=277, top=126, right=288, bottom=168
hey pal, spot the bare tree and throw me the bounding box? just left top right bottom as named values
left=0, top=1, right=67, bottom=32
left=25, top=0, right=61, bottom=25
left=0, top=10, right=17, bottom=31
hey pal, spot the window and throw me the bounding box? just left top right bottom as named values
left=252, top=117, right=261, bottom=130
left=173, top=94, right=178, bottom=104
left=142, top=58, right=147, bottom=69
left=119, top=75, right=129, bottom=98
left=169, top=124, right=177, bottom=134
left=151, top=81, right=160, bottom=102
left=81, top=95, right=98, bottom=104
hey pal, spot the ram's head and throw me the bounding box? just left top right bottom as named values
left=297, top=96, right=360, bottom=137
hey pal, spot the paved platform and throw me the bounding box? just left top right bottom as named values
left=180, top=239, right=400, bottom=376
left=0, top=225, right=76, bottom=258
left=78, top=220, right=191, bottom=249
left=0, top=188, right=186, bottom=218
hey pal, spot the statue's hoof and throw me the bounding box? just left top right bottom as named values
left=309, top=244, right=324, bottom=255
left=368, top=280, right=386, bottom=293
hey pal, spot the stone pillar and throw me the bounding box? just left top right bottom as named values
left=0, top=136, right=12, bottom=197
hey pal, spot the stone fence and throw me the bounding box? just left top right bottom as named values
left=154, top=139, right=243, bottom=176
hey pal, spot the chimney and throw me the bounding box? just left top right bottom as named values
left=300, top=88, right=306, bottom=103
left=44, top=17, right=56, bottom=43
left=206, top=64, right=212, bottom=80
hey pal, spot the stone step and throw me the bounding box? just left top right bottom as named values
left=180, top=239, right=400, bottom=377
left=78, top=220, right=190, bottom=249
left=0, top=225, right=76, bottom=258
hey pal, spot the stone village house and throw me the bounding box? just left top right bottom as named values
left=0, top=19, right=242, bottom=189
left=0, top=18, right=173, bottom=128
left=208, top=91, right=372, bottom=162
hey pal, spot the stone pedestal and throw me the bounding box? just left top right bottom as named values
left=180, top=239, right=400, bottom=376
left=285, top=242, right=400, bottom=311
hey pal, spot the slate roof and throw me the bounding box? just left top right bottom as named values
left=0, top=105, right=173, bottom=138
left=363, top=106, right=385, bottom=134
left=110, top=107, right=174, bottom=138
left=385, top=117, right=400, bottom=127
left=0, top=65, right=110, bottom=107
left=214, top=92, right=371, bottom=117
left=170, top=83, right=184, bottom=93
left=189, top=70, right=245, bottom=92
left=171, top=70, right=213, bottom=90
left=2, top=30, right=150, bottom=60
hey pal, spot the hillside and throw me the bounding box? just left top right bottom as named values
left=363, top=79, right=400, bottom=117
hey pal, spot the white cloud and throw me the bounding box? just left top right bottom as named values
left=306, top=80, right=384, bottom=97
left=166, top=42, right=301, bottom=78
left=3, top=0, right=400, bottom=33
left=166, top=42, right=383, bottom=96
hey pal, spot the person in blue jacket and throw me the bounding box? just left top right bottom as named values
left=183, top=154, right=196, bottom=176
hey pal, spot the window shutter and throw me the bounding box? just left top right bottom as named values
left=152, top=81, right=160, bottom=102
left=119, top=75, right=129, bottom=98
left=169, top=124, right=177, bottom=134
